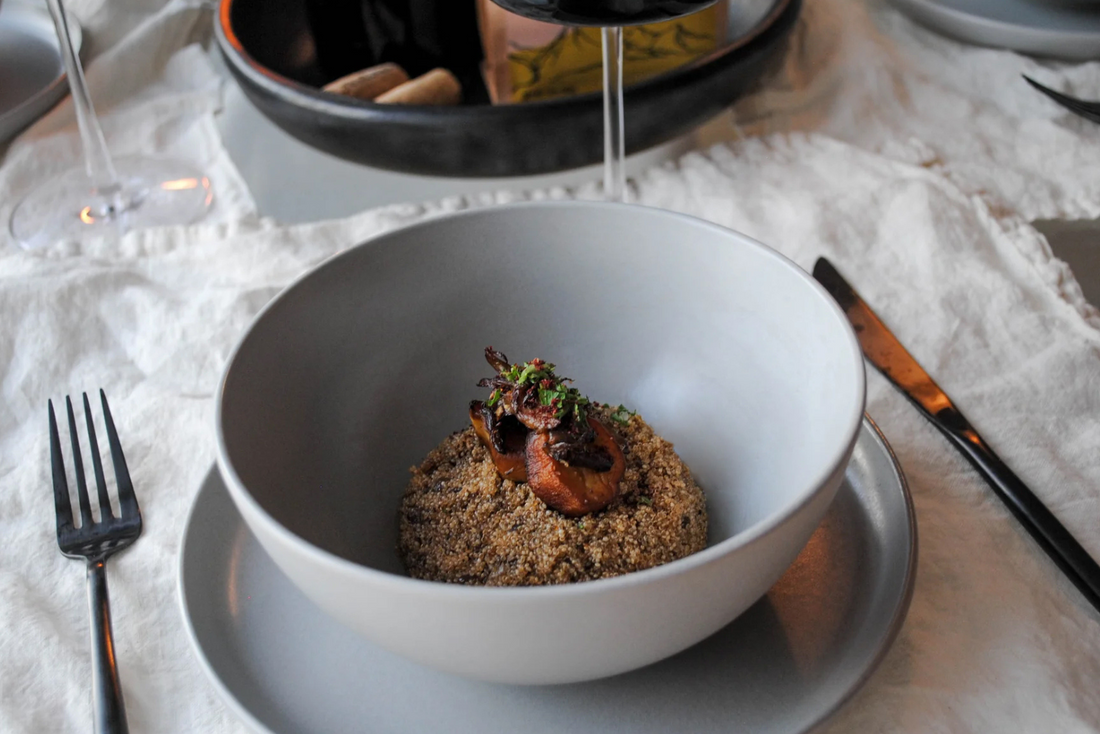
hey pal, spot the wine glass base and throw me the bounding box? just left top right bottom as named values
left=10, top=156, right=213, bottom=253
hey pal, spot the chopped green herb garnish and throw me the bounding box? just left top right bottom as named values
left=478, top=348, right=597, bottom=429
left=508, top=358, right=590, bottom=422
left=610, top=404, right=636, bottom=424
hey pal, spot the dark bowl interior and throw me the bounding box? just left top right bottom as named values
left=215, top=0, right=800, bottom=177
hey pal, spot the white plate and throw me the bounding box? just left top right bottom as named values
left=0, top=0, right=81, bottom=142
left=889, top=0, right=1100, bottom=60
left=179, top=417, right=916, bottom=734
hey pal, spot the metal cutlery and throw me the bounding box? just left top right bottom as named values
left=48, top=390, right=142, bottom=734
left=1023, top=74, right=1100, bottom=125
left=813, top=257, right=1100, bottom=615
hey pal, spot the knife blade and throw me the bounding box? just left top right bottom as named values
left=813, top=256, right=1100, bottom=615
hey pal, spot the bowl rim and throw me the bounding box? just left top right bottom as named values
left=214, top=200, right=867, bottom=599
left=214, top=0, right=797, bottom=120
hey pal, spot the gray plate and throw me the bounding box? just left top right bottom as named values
left=0, top=0, right=80, bottom=142
left=889, top=0, right=1100, bottom=60
left=179, top=416, right=917, bottom=734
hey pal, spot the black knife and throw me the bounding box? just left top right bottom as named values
left=813, top=256, right=1100, bottom=615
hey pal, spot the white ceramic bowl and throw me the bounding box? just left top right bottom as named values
left=215, top=201, right=866, bottom=685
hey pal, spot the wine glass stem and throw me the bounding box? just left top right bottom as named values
left=601, top=26, right=625, bottom=203
left=45, top=0, right=120, bottom=197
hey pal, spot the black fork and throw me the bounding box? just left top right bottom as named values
left=49, top=390, right=142, bottom=734
left=1024, top=75, right=1100, bottom=125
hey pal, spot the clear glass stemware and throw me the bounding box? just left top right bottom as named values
left=601, top=26, right=625, bottom=202
left=9, top=0, right=213, bottom=252
left=488, top=0, right=718, bottom=204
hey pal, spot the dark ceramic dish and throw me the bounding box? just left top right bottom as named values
left=215, top=0, right=800, bottom=177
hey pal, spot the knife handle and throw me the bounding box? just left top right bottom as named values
left=932, top=405, right=1100, bottom=613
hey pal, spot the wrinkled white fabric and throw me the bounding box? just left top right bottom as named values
left=3, top=0, right=1100, bottom=732
left=737, top=0, right=1100, bottom=222
left=0, top=0, right=256, bottom=255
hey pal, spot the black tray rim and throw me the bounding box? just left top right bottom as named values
left=216, top=0, right=797, bottom=124
left=214, top=0, right=800, bottom=176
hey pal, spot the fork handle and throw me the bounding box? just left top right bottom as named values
left=87, top=561, right=129, bottom=734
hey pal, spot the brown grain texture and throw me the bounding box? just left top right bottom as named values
left=398, top=407, right=708, bottom=586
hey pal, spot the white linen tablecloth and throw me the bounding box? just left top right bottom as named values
left=3, top=0, right=1100, bottom=731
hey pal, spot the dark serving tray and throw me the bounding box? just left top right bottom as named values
left=215, top=0, right=800, bottom=177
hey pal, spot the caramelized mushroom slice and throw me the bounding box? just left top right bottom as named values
left=525, top=417, right=625, bottom=517
left=469, top=401, right=528, bottom=482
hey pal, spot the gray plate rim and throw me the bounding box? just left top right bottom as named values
left=888, top=0, right=1100, bottom=59
left=0, top=0, right=81, bottom=140
left=178, top=414, right=917, bottom=734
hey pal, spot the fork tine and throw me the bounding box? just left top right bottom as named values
left=1044, top=92, right=1100, bottom=122
left=1023, top=75, right=1100, bottom=124
left=65, top=396, right=93, bottom=528
left=100, top=390, right=139, bottom=520
left=48, top=400, right=74, bottom=533
left=83, top=392, right=113, bottom=520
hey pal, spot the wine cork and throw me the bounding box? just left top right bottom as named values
left=374, top=68, right=462, bottom=106
left=322, top=63, right=409, bottom=100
